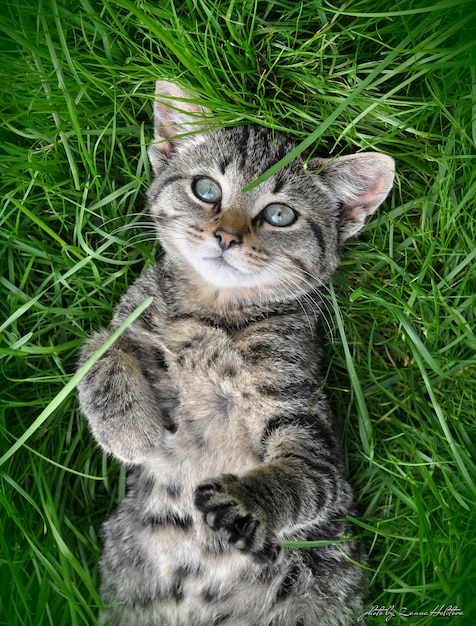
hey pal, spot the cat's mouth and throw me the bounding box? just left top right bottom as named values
left=204, top=254, right=246, bottom=276
left=191, top=252, right=263, bottom=289
left=206, top=254, right=239, bottom=270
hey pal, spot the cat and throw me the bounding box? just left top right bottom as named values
left=77, top=80, right=394, bottom=626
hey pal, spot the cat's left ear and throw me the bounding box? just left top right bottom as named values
left=312, top=152, right=395, bottom=241
left=151, top=81, right=211, bottom=160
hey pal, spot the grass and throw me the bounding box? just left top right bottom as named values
left=1, top=0, right=475, bottom=624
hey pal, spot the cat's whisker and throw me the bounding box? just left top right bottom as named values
left=250, top=261, right=314, bottom=331
left=273, top=263, right=336, bottom=337
left=111, top=221, right=156, bottom=231
left=257, top=260, right=336, bottom=338
left=95, top=212, right=151, bottom=230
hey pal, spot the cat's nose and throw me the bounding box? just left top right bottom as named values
left=214, top=227, right=242, bottom=251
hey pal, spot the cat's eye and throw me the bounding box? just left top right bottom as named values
left=262, top=204, right=298, bottom=227
left=192, top=177, right=222, bottom=203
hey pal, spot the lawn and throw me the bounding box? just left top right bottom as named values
left=1, top=0, right=475, bottom=624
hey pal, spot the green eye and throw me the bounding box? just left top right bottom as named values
left=262, top=204, right=297, bottom=227
left=193, top=177, right=222, bottom=203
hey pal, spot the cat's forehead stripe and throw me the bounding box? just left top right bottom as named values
left=222, top=126, right=297, bottom=182
left=272, top=172, right=286, bottom=195
left=219, top=156, right=231, bottom=175
left=149, top=174, right=182, bottom=204
left=307, top=219, right=327, bottom=256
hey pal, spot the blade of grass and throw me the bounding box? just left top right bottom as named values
left=241, top=19, right=430, bottom=191
left=328, top=281, right=373, bottom=460
left=0, top=296, right=153, bottom=467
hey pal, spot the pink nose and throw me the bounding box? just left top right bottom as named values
left=214, top=227, right=242, bottom=251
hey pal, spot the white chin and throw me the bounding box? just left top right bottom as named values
left=191, top=256, right=263, bottom=289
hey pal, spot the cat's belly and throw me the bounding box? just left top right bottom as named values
left=101, top=477, right=282, bottom=626
left=100, top=517, right=280, bottom=626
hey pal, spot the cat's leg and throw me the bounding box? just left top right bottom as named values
left=194, top=416, right=353, bottom=563
left=77, top=330, right=165, bottom=463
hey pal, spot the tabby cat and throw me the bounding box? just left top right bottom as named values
left=77, top=81, right=394, bottom=626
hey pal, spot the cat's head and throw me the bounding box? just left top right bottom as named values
left=147, top=81, right=394, bottom=305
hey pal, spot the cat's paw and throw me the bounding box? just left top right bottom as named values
left=193, top=475, right=281, bottom=565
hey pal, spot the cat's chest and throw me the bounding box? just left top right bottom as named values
left=166, top=324, right=262, bottom=465
left=137, top=316, right=282, bottom=477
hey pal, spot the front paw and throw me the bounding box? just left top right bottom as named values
left=193, top=476, right=280, bottom=564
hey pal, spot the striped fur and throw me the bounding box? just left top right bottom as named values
left=77, top=81, right=394, bottom=625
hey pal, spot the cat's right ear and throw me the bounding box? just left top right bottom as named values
left=311, top=152, right=395, bottom=241
left=149, top=81, right=211, bottom=172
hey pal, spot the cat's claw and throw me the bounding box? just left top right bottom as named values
left=194, top=478, right=280, bottom=564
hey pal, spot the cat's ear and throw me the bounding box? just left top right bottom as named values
left=312, top=152, right=395, bottom=241
left=151, top=81, right=211, bottom=158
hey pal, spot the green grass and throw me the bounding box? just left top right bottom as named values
left=1, top=0, right=475, bottom=624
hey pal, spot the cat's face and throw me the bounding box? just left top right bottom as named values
left=147, top=81, right=394, bottom=303
left=148, top=126, right=339, bottom=295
